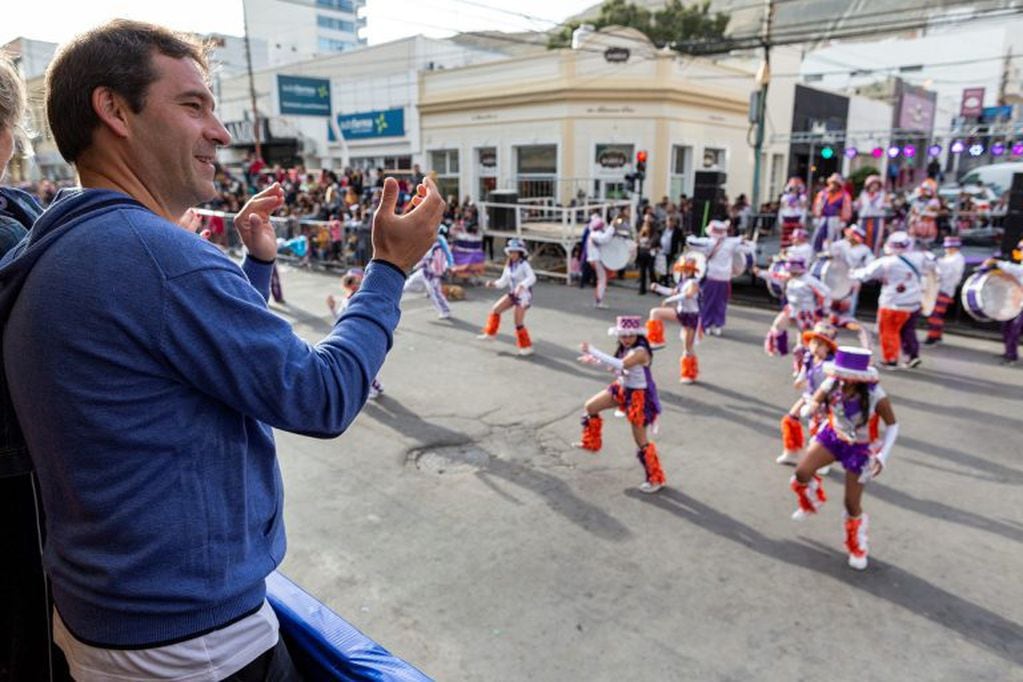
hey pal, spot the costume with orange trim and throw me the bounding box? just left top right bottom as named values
left=576, top=316, right=666, bottom=493
left=925, top=236, right=966, bottom=344
left=777, top=322, right=838, bottom=466
left=855, top=174, right=889, bottom=255
left=908, top=179, right=940, bottom=246
left=477, top=239, right=537, bottom=356
left=778, top=177, right=808, bottom=249
left=812, top=173, right=852, bottom=252
left=789, top=347, right=900, bottom=570
left=647, top=255, right=702, bottom=383
left=756, top=257, right=830, bottom=356
left=851, top=231, right=936, bottom=369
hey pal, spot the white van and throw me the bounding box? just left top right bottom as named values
left=958, top=162, right=1023, bottom=196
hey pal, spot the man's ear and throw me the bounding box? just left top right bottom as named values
left=90, top=86, right=132, bottom=140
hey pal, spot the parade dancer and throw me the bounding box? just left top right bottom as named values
left=403, top=227, right=454, bottom=319
left=851, top=231, right=936, bottom=369
left=826, top=224, right=874, bottom=348
left=326, top=268, right=384, bottom=399
left=778, top=177, right=808, bottom=250
left=585, top=214, right=615, bottom=308
left=685, top=220, right=753, bottom=336
left=812, top=173, right=852, bottom=253
left=755, top=257, right=830, bottom=356
left=778, top=322, right=838, bottom=468
left=907, top=178, right=940, bottom=246
left=924, top=236, right=966, bottom=345
left=784, top=227, right=814, bottom=266
left=477, top=238, right=537, bottom=356
left=983, top=240, right=1023, bottom=365
left=789, top=347, right=899, bottom=570
left=575, top=316, right=666, bottom=493
left=646, top=254, right=702, bottom=383
left=856, top=174, right=889, bottom=255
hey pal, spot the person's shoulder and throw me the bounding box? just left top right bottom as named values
left=118, top=208, right=235, bottom=279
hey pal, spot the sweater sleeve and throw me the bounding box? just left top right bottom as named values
left=157, top=259, right=403, bottom=437
left=241, top=256, right=274, bottom=302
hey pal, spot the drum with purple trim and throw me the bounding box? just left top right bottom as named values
left=960, top=268, right=1023, bottom=322
left=599, top=235, right=634, bottom=271
left=810, top=254, right=853, bottom=301
left=731, top=250, right=754, bottom=278
left=765, top=257, right=787, bottom=298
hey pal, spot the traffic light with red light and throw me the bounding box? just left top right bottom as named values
left=635, top=150, right=647, bottom=180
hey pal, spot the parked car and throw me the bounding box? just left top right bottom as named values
left=956, top=161, right=1023, bottom=196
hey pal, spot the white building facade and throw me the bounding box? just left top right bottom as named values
left=243, top=0, right=366, bottom=67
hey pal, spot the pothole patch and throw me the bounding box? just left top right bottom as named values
left=410, top=444, right=491, bottom=475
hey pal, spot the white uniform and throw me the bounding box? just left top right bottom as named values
left=785, top=242, right=814, bottom=265
left=786, top=273, right=831, bottom=313
left=852, top=252, right=936, bottom=312
left=586, top=227, right=615, bottom=264
left=685, top=235, right=752, bottom=282
left=935, top=252, right=966, bottom=297
left=829, top=239, right=874, bottom=270
left=494, top=259, right=537, bottom=306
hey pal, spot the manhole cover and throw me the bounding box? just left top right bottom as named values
left=411, top=444, right=490, bottom=475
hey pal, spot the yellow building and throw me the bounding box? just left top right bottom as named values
left=418, top=27, right=764, bottom=212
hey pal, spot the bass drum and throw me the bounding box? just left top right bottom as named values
left=810, top=254, right=853, bottom=301
left=731, top=250, right=754, bottom=279
left=919, top=270, right=940, bottom=316
left=765, top=257, right=787, bottom=299
left=673, top=250, right=708, bottom=283
left=961, top=268, right=1023, bottom=322
left=599, top=236, right=634, bottom=271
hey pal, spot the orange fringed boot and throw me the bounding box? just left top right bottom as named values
left=646, top=319, right=666, bottom=348
left=680, top=355, right=698, bottom=384
left=477, top=312, right=500, bottom=340
left=636, top=442, right=666, bottom=492
left=515, top=325, right=534, bottom=356
left=576, top=414, right=603, bottom=452
left=778, top=414, right=804, bottom=465
left=790, top=474, right=826, bottom=520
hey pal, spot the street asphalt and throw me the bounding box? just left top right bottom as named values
left=268, top=262, right=1022, bottom=681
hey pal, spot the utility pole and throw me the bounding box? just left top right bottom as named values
left=242, top=0, right=263, bottom=161
left=750, top=0, right=775, bottom=220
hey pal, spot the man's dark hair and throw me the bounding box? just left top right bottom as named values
left=45, top=19, right=210, bottom=163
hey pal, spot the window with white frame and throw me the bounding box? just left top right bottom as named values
left=476, top=147, right=498, bottom=201
left=514, top=144, right=557, bottom=200
left=429, top=149, right=460, bottom=200
left=701, top=146, right=726, bottom=171
left=671, top=145, right=693, bottom=199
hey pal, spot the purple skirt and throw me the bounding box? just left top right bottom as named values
left=675, top=311, right=700, bottom=329
left=814, top=424, right=870, bottom=475
left=699, top=279, right=730, bottom=328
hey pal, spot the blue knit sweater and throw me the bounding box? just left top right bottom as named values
left=0, top=189, right=403, bottom=647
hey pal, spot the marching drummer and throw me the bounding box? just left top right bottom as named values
left=855, top=174, right=889, bottom=256
left=646, top=254, right=703, bottom=383
left=812, top=173, right=852, bottom=253
left=851, top=231, right=936, bottom=370
left=924, top=235, right=966, bottom=346
left=828, top=224, right=874, bottom=318
left=585, top=214, right=616, bottom=309
left=983, top=238, right=1023, bottom=365
left=477, top=238, right=538, bottom=356
left=685, top=220, right=753, bottom=336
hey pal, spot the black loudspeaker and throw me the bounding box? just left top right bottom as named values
left=692, top=171, right=728, bottom=224
left=1002, top=213, right=1023, bottom=256
left=1008, top=173, right=1023, bottom=213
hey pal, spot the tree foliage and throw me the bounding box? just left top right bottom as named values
left=549, top=0, right=730, bottom=54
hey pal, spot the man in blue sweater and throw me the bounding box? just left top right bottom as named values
left=0, top=20, right=443, bottom=680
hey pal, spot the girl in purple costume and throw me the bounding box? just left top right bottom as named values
left=789, top=347, right=899, bottom=570
left=575, top=316, right=666, bottom=493
left=777, top=322, right=838, bottom=468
